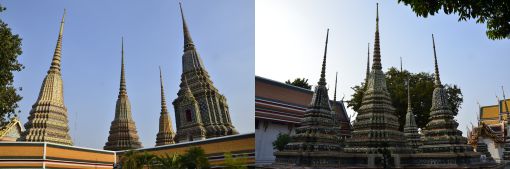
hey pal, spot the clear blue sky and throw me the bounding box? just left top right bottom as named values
left=256, top=0, right=510, bottom=136
left=3, top=0, right=254, bottom=149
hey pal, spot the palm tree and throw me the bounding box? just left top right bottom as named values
left=180, top=147, right=210, bottom=169
left=223, top=152, right=248, bottom=169
left=137, top=151, right=157, bottom=169
left=119, top=150, right=142, bottom=169
left=154, top=153, right=184, bottom=169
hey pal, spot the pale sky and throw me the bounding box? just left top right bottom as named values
left=4, top=0, right=254, bottom=149
left=256, top=0, right=510, bottom=136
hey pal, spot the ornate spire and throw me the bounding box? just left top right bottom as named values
left=432, top=34, right=442, bottom=87
left=119, top=37, right=127, bottom=96
left=318, top=29, right=329, bottom=86
left=179, top=2, right=195, bottom=51
left=160, top=66, right=168, bottom=113
left=274, top=29, right=341, bottom=164
left=104, top=37, right=142, bottom=150
left=49, top=9, right=66, bottom=73
left=404, top=78, right=420, bottom=150
left=156, top=66, right=175, bottom=146
left=421, top=34, right=471, bottom=154
left=372, top=3, right=382, bottom=70
left=20, top=9, right=73, bottom=145
left=334, top=72, right=338, bottom=102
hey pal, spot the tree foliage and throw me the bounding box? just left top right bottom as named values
left=346, top=67, right=463, bottom=130
left=118, top=147, right=211, bottom=169
left=285, top=78, right=312, bottom=90
left=0, top=4, right=23, bottom=124
left=272, top=133, right=291, bottom=151
left=180, top=146, right=210, bottom=169
left=223, top=152, right=248, bottom=169
left=397, top=0, right=510, bottom=40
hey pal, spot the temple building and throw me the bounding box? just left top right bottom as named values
left=173, top=3, right=238, bottom=143
left=155, top=67, right=176, bottom=146
left=104, top=38, right=143, bottom=151
left=19, top=9, right=73, bottom=145
left=0, top=117, right=24, bottom=142
left=467, top=98, right=510, bottom=163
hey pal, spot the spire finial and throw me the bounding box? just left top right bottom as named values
left=49, top=9, right=66, bottom=73
left=376, top=3, right=379, bottom=31
left=407, top=77, right=412, bottom=112
left=318, top=29, right=329, bottom=86
left=432, top=34, right=442, bottom=87
left=372, top=3, right=382, bottom=70
left=179, top=2, right=195, bottom=51
left=400, top=57, right=403, bottom=72
left=502, top=86, right=510, bottom=123
left=365, top=43, right=370, bottom=84
left=334, top=72, right=338, bottom=101
left=160, top=66, right=168, bottom=112
left=119, top=37, right=127, bottom=95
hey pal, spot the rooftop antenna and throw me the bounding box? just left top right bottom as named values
left=497, top=94, right=502, bottom=121
left=334, top=72, right=338, bottom=102
left=502, top=86, right=509, bottom=123
left=476, top=100, right=481, bottom=124
left=400, top=57, right=403, bottom=72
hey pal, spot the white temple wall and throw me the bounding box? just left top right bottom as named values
left=255, top=119, right=295, bottom=165
left=481, top=137, right=503, bottom=163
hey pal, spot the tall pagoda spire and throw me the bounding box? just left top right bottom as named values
left=345, top=4, right=410, bottom=154
left=420, top=34, right=471, bottom=153
left=156, top=67, right=176, bottom=146
left=274, top=29, right=342, bottom=166
left=104, top=38, right=142, bottom=151
left=20, top=9, right=73, bottom=145
left=173, top=2, right=237, bottom=142
left=404, top=78, right=421, bottom=150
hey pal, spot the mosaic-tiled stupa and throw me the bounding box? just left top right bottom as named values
left=344, top=4, right=411, bottom=154
left=173, top=3, right=238, bottom=143
left=155, top=67, right=176, bottom=146
left=104, top=39, right=142, bottom=151
left=20, top=9, right=73, bottom=145
left=273, top=29, right=343, bottom=166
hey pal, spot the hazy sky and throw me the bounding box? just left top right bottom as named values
left=3, top=0, right=254, bottom=149
left=256, top=0, right=510, bottom=136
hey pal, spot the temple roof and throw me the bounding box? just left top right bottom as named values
left=0, top=117, right=24, bottom=139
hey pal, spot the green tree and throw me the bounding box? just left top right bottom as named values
left=285, top=78, right=311, bottom=90
left=119, top=150, right=143, bottom=169
left=272, top=133, right=291, bottom=151
left=0, top=4, right=23, bottom=124
left=223, top=152, right=247, bottom=169
left=154, top=153, right=184, bottom=169
left=346, top=67, right=463, bottom=130
left=137, top=151, right=157, bottom=169
left=180, top=146, right=210, bottom=169
left=397, top=0, right=510, bottom=40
